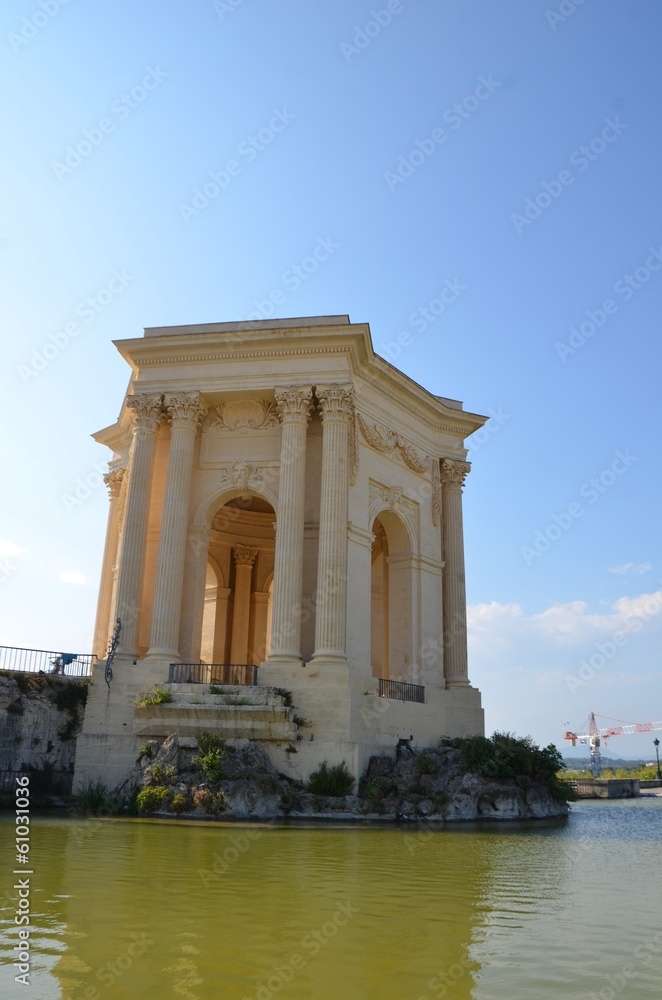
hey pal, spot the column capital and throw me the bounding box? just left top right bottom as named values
left=274, top=385, right=314, bottom=424
left=126, top=393, right=164, bottom=433
left=440, top=459, right=471, bottom=492
left=164, top=391, right=208, bottom=430
left=315, top=383, right=355, bottom=422
left=104, top=468, right=125, bottom=501
left=233, top=544, right=258, bottom=568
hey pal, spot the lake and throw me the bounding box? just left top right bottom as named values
left=1, top=798, right=661, bottom=999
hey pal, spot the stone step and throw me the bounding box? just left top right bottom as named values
left=163, top=683, right=286, bottom=708
left=133, top=697, right=300, bottom=743
left=136, top=704, right=292, bottom=722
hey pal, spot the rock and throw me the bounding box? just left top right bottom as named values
left=153, top=733, right=179, bottom=769
left=364, top=755, right=395, bottom=780
left=393, top=756, right=421, bottom=795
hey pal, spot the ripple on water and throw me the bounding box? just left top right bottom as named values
left=0, top=802, right=661, bottom=1000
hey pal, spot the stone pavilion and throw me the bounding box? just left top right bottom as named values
left=74, top=315, right=486, bottom=788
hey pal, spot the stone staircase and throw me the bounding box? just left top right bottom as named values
left=133, top=683, right=299, bottom=743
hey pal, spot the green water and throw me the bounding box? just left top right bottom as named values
left=1, top=800, right=661, bottom=999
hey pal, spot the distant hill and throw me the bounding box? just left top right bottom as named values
left=563, top=756, right=656, bottom=770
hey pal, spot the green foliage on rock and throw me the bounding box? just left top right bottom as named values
left=137, top=785, right=171, bottom=813
left=440, top=732, right=573, bottom=802
left=193, top=733, right=228, bottom=784
left=415, top=753, right=437, bottom=775
left=170, top=792, right=189, bottom=814
left=307, top=761, right=354, bottom=797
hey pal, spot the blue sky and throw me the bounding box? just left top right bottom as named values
left=1, top=0, right=660, bottom=758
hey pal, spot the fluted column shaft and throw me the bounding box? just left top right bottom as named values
left=312, top=384, right=354, bottom=662
left=148, top=392, right=207, bottom=659
left=115, top=395, right=163, bottom=656
left=230, top=546, right=257, bottom=664
left=441, top=459, right=471, bottom=686
left=268, top=385, right=313, bottom=662
left=92, top=469, right=124, bottom=658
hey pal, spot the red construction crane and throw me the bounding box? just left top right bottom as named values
left=564, top=713, right=662, bottom=774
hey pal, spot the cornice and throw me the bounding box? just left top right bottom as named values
left=109, top=321, right=487, bottom=444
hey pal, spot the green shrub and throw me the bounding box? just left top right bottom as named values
left=76, top=779, right=126, bottom=816
left=170, top=793, right=189, bottom=814
left=136, top=743, right=152, bottom=762
left=200, top=749, right=226, bottom=783
left=148, top=763, right=176, bottom=785
left=76, top=779, right=111, bottom=815
left=210, top=790, right=225, bottom=816
left=307, top=761, right=354, bottom=797
left=135, top=685, right=172, bottom=707
left=293, top=715, right=312, bottom=729
left=416, top=753, right=437, bottom=775
left=209, top=685, right=224, bottom=695
left=197, top=731, right=226, bottom=756
left=362, top=775, right=393, bottom=802
left=193, top=734, right=227, bottom=784
left=439, top=732, right=573, bottom=802
left=137, top=786, right=171, bottom=813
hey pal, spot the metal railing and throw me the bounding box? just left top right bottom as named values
left=168, top=663, right=259, bottom=686
left=378, top=678, right=425, bottom=703
left=0, top=646, right=95, bottom=677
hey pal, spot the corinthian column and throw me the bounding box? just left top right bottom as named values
left=267, top=385, right=313, bottom=663
left=147, top=392, right=208, bottom=659
left=230, top=545, right=258, bottom=664
left=441, top=459, right=471, bottom=686
left=311, top=383, right=354, bottom=663
left=92, top=469, right=124, bottom=659
left=115, top=394, right=163, bottom=656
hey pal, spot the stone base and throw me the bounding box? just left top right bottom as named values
left=74, top=655, right=484, bottom=790
left=73, top=656, right=171, bottom=792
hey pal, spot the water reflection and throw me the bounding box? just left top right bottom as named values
left=0, top=803, right=660, bottom=1000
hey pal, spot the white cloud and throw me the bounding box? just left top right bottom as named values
left=608, top=562, right=652, bottom=575
left=58, top=571, right=86, bottom=585
left=468, top=590, right=662, bottom=651
left=0, top=539, right=26, bottom=559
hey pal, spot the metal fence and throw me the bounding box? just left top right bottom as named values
left=168, top=663, right=259, bottom=686
left=0, top=646, right=95, bottom=677
left=378, top=678, right=425, bottom=703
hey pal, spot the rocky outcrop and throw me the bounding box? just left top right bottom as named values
left=126, top=735, right=569, bottom=822
left=0, top=671, right=88, bottom=773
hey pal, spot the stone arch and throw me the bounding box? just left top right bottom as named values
left=196, top=486, right=277, bottom=670
left=194, top=480, right=279, bottom=532
left=368, top=496, right=417, bottom=554
left=370, top=508, right=415, bottom=681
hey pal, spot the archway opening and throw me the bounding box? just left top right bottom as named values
left=199, top=494, right=275, bottom=667
left=370, top=511, right=413, bottom=681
